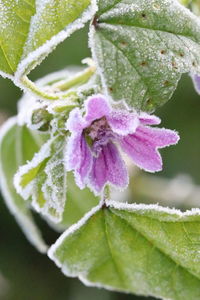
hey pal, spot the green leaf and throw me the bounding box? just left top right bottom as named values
left=49, top=200, right=200, bottom=300
left=90, top=0, right=200, bottom=111
left=0, top=118, right=47, bottom=253
left=0, top=0, right=95, bottom=81
left=14, top=135, right=67, bottom=223
left=59, top=173, right=99, bottom=230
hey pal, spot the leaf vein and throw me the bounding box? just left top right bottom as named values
left=112, top=210, right=200, bottom=282
left=98, top=30, right=151, bottom=106
left=103, top=210, right=127, bottom=288
left=0, top=40, right=14, bottom=73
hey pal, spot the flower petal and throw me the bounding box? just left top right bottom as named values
left=120, top=126, right=179, bottom=172
left=135, top=126, right=180, bottom=148
left=89, top=142, right=128, bottom=194
left=66, top=108, right=86, bottom=133
left=107, top=110, right=139, bottom=135
left=85, top=95, right=111, bottom=123
left=65, top=134, right=92, bottom=189
left=191, top=73, right=200, bottom=95
left=139, top=112, right=161, bottom=125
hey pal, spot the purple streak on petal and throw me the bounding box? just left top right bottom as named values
left=107, top=111, right=139, bottom=135
left=191, top=74, right=200, bottom=95
left=66, top=108, right=86, bottom=133
left=89, top=142, right=128, bottom=194
left=85, top=95, right=111, bottom=123
left=139, top=112, right=161, bottom=125
left=119, top=126, right=179, bottom=172
left=135, top=126, right=180, bottom=148
left=66, top=134, right=92, bottom=189
left=120, top=134, right=162, bottom=172
left=92, top=131, right=115, bottom=156
left=104, top=142, right=128, bottom=188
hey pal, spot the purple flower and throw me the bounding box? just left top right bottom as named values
left=65, top=95, right=179, bottom=195
left=191, top=74, right=200, bottom=95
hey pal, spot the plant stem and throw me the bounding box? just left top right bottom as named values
left=20, top=63, right=96, bottom=101
left=52, top=64, right=96, bottom=91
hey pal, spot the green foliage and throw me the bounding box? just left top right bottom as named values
left=0, top=118, right=47, bottom=252
left=0, top=0, right=92, bottom=79
left=14, top=135, right=67, bottom=223
left=49, top=201, right=200, bottom=300
left=90, top=0, right=200, bottom=110
left=60, top=173, right=99, bottom=229
left=1, top=1, right=200, bottom=299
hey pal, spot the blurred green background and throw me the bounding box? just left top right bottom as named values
left=0, top=25, right=200, bottom=300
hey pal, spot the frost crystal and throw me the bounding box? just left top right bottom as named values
left=66, top=95, right=180, bottom=195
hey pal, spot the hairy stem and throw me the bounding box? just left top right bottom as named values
left=20, top=61, right=96, bottom=101
left=52, top=64, right=96, bottom=91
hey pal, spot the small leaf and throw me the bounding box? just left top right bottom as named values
left=0, top=118, right=47, bottom=253
left=0, top=0, right=96, bottom=82
left=49, top=200, right=200, bottom=300
left=90, top=0, right=200, bottom=110
left=14, top=135, right=67, bottom=223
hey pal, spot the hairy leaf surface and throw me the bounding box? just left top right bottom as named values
left=90, top=0, right=200, bottom=110
left=14, top=135, right=67, bottom=223
left=49, top=200, right=200, bottom=299
left=0, top=0, right=95, bottom=82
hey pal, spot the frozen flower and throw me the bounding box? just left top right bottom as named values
left=65, top=95, right=179, bottom=195
left=191, top=74, right=200, bottom=95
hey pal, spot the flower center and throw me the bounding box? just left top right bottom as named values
left=88, top=117, right=110, bottom=139
left=84, top=117, right=113, bottom=155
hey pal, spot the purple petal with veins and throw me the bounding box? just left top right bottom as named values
left=66, top=94, right=180, bottom=194
left=85, top=95, right=111, bottom=123
left=89, top=142, right=128, bottom=194
left=107, top=110, right=139, bottom=135
left=119, top=126, right=179, bottom=172
left=139, top=112, right=161, bottom=125
left=65, top=133, right=92, bottom=189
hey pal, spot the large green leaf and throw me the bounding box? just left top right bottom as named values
left=0, top=118, right=47, bottom=253
left=0, top=0, right=95, bottom=81
left=49, top=200, right=200, bottom=299
left=90, top=0, right=200, bottom=111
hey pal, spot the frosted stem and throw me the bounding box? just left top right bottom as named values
left=52, top=64, right=96, bottom=91
left=20, top=63, right=96, bottom=101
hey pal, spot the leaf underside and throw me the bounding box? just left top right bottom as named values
left=0, top=119, right=47, bottom=252
left=49, top=202, right=200, bottom=300
left=91, top=0, right=200, bottom=110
